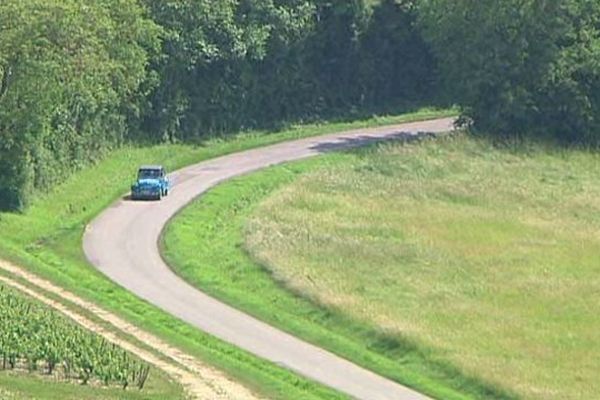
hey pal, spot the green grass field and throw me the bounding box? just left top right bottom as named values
left=0, top=109, right=452, bottom=399
left=0, top=371, right=183, bottom=400
left=164, top=133, right=600, bottom=400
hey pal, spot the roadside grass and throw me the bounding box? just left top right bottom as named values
left=0, top=108, right=452, bottom=400
left=0, top=367, right=182, bottom=400
left=163, top=132, right=600, bottom=400
left=0, top=369, right=182, bottom=400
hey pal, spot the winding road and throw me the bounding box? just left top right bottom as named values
left=83, top=117, right=454, bottom=400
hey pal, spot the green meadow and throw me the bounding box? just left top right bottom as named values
left=165, top=133, right=600, bottom=400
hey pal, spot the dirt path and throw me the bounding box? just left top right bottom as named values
left=85, top=117, right=454, bottom=400
left=0, top=260, right=260, bottom=400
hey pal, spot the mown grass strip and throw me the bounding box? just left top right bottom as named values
left=0, top=371, right=181, bottom=400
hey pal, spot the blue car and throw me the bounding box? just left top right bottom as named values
left=131, top=165, right=170, bottom=200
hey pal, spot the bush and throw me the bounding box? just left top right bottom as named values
left=418, top=0, right=600, bottom=143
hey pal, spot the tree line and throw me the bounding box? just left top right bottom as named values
left=1, top=0, right=599, bottom=211
left=418, top=0, right=600, bottom=142
left=0, top=0, right=435, bottom=210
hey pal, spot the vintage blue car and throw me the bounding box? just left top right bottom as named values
left=131, top=165, right=170, bottom=200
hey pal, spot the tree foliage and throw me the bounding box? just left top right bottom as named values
left=139, top=0, right=318, bottom=140
left=0, top=0, right=160, bottom=210
left=418, top=0, right=600, bottom=142
left=139, top=0, right=436, bottom=140
left=4, top=1, right=600, bottom=211
left=0, top=0, right=435, bottom=211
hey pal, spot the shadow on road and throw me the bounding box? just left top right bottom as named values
left=309, top=130, right=439, bottom=154
left=122, top=194, right=160, bottom=202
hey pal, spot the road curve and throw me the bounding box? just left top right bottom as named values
left=83, top=118, right=454, bottom=400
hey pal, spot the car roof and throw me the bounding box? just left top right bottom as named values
left=138, top=165, right=164, bottom=170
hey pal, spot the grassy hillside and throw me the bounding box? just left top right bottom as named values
left=164, top=133, right=600, bottom=400
left=0, top=110, right=451, bottom=400
left=246, top=135, right=600, bottom=399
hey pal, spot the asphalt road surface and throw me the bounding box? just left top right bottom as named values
left=83, top=117, right=455, bottom=400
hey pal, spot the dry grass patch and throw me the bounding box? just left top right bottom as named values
left=246, top=134, right=600, bottom=400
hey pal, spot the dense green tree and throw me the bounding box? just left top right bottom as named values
left=418, top=0, right=600, bottom=142
left=0, top=0, right=160, bottom=210
left=360, top=0, right=437, bottom=108
left=0, top=0, right=436, bottom=210
left=140, top=0, right=318, bottom=140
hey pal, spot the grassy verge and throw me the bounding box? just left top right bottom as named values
left=0, top=108, right=452, bottom=400
left=0, top=371, right=183, bottom=400
left=164, top=132, right=600, bottom=400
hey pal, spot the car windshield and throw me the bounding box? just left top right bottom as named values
left=138, top=169, right=161, bottom=180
